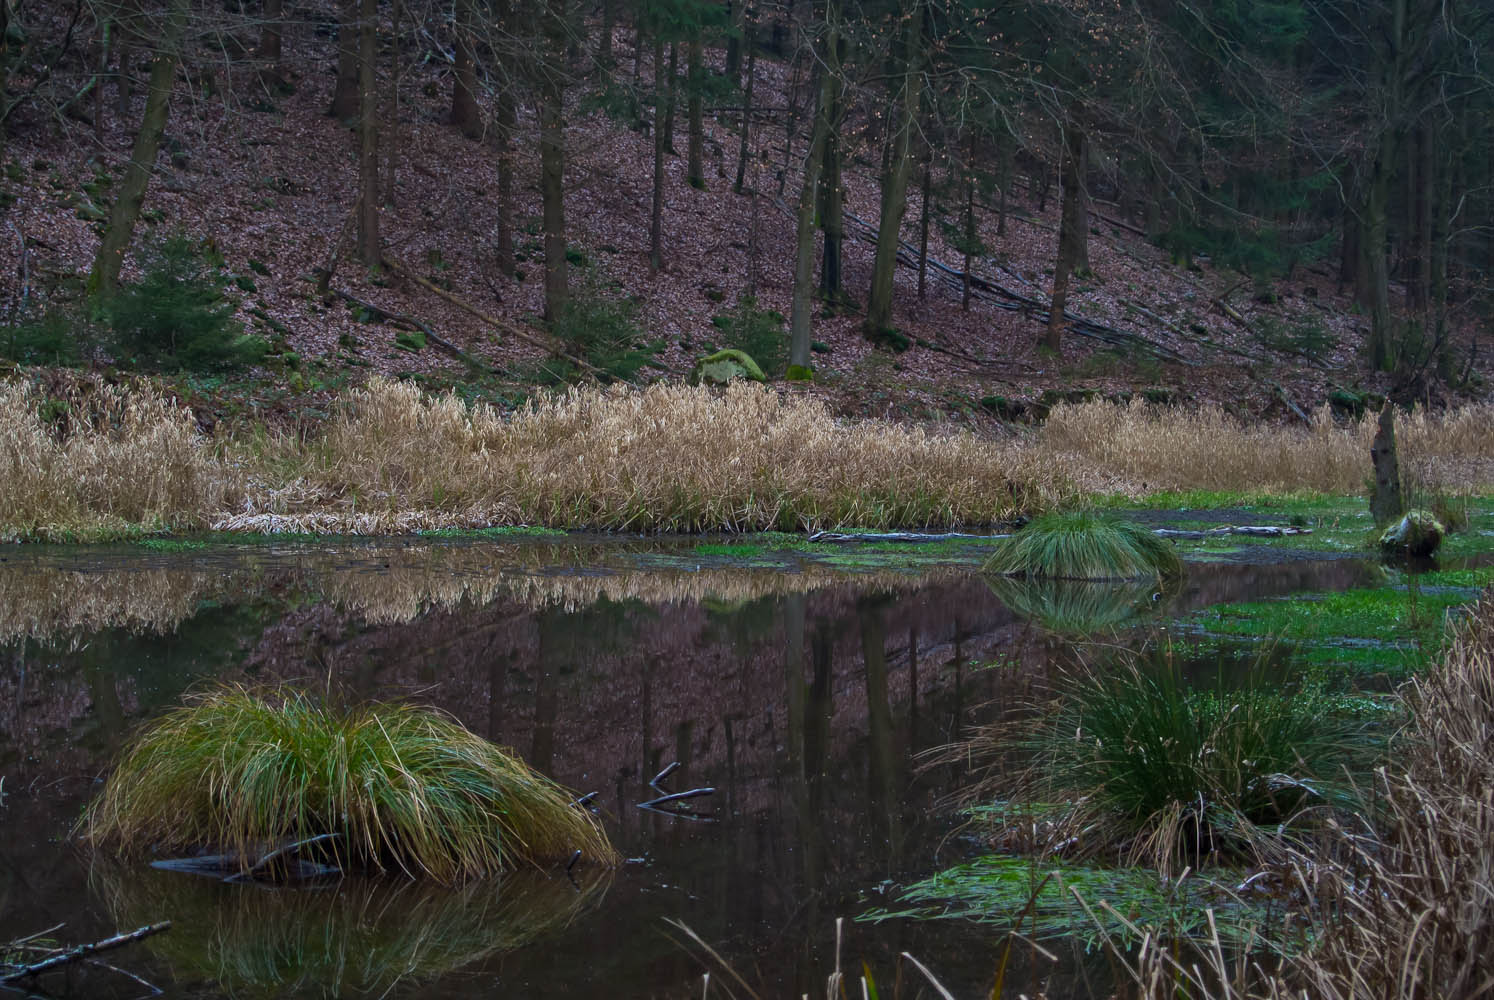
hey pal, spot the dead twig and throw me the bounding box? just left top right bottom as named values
left=1, top=923, right=172, bottom=983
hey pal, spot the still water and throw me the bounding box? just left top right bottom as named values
left=0, top=537, right=1373, bottom=997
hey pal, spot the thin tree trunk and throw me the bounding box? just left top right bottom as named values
left=1413, top=120, right=1433, bottom=315
left=1366, top=130, right=1395, bottom=371
left=330, top=0, right=359, bottom=118
left=819, top=126, right=842, bottom=305
left=725, top=0, right=744, bottom=80
left=650, top=33, right=666, bottom=272
left=1044, top=122, right=1086, bottom=351
left=384, top=0, right=401, bottom=204
left=732, top=36, right=755, bottom=194
left=961, top=155, right=973, bottom=311
left=259, top=0, right=283, bottom=64
left=88, top=0, right=186, bottom=296
left=451, top=0, right=483, bottom=137
left=538, top=0, right=568, bottom=319
left=494, top=44, right=517, bottom=274
left=917, top=149, right=930, bottom=300
left=789, top=48, right=834, bottom=376
left=598, top=0, right=615, bottom=66
left=686, top=36, right=705, bottom=188
left=356, top=0, right=380, bottom=266
left=817, top=38, right=844, bottom=306
left=663, top=42, right=678, bottom=153
left=864, top=8, right=922, bottom=334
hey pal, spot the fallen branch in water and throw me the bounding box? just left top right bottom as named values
left=1152, top=525, right=1313, bottom=539
left=1, top=922, right=172, bottom=983
left=807, top=530, right=996, bottom=543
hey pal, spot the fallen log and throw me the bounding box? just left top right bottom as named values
left=329, top=288, right=495, bottom=373
left=384, top=258, right=621, bottom=383
left=1, top=923, right=172, bottom=983
left=1151, top=525, right=1313, bottom=539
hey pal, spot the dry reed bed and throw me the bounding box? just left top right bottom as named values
left=1044, top=398, right=1494, bottom=495
left=0, top=380, right=235, bottom=542
left=1117, top=590, right=1494, bottom=999
left=4, top=377, right=1494, bottom=540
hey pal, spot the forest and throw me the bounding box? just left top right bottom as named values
left=0, top=0, right=1490, bottom=423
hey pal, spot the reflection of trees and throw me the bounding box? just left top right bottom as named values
left=93, top=863, right=611, bottom=998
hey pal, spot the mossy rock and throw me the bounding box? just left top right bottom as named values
left=691, top=349, right=766, bottom=386
left=786, top=364, right=814, bottom=382
left=1380, top=509, right=1445, bottom=558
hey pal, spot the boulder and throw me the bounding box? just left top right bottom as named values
left=1379, top=509, right=1445, bottom=558
left=691, top=349, right=766, bottom=386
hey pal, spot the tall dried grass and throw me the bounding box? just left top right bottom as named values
left=5, top=377, right=1494, bottom=540
left=241, top=378, right=1066, bottom=532
left=1041, top=398, right=1494, bottom=495
left=0, top=379, right=234, bottom=541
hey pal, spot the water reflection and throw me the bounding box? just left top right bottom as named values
left=93, top=864, right=610, bottom=997
left=0, top=542, right=1385, bottom=998
left=984, top=576, right=1168, bottom=635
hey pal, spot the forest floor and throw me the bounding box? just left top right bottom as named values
left=0, top=10, right=1486, bottom=434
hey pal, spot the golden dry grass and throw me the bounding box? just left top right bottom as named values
left=1041, top=397, right=1494, bottom=496
left=0, top=379, right=234, bottom=542
left=4, top=377, right=1494, bottom=540
left=234, top=378, right=1066, bottom=532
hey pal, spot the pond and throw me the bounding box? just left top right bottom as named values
left=0, top=531, right=1408, bottom=997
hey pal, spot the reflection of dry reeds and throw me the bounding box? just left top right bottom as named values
left=321, top=543, right=953, bottom=621
left=0, top=543, right=946, bottom=639
left=0, top=563, right=217, bottom=641
left=95, top=863, right=609, bottom=998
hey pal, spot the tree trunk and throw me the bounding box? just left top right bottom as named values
left=88, top=0, right=186, bottom=296
left=686, top=37, right=705, bottom=188
left=961, top=158, right=973, bottom=311
left=451, top=0, right=483, bottom=138
left=259, top=0, right=283, bottom=64
left=1412, top=119, right=1433, bottom=315
left=864, top=9, right=922, bottom=335
left=725, top=0, right=744, bottom=80
left=817, top=41, right=844, bottom=306
left=788, top=49, right=834, bottom=376
left=917, top=149, right=930, bottom=300
left=1073, top=128, right=1090, bottom=275
left=1044, top=122, right=1087, bottom=351
left=598, top=0, right=615, bottom=66
left=732, top=37, right=755, bottom=194
left=538, top=0, right=568, bottom=319
left=491, top=0, right=517, bottom=276
left=662, top=42, right=678, bottom=153
left=1366, top=130, right=1395, bottom=371
left=819, top=127, right=842, bottom=305
left=330, top=0, right=359, bottom=118
left=384, top=0, right=401, bottom=205
left=1369, top=402, right=1404, bottom=526
left=650, top=32, right=666, bottom=272
left=356, top=0, right=380, bottom=267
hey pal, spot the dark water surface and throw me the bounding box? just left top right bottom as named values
left=0, top=538, right=1375, bottom=998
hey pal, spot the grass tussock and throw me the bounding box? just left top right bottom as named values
left=83, top=687, right=617, bottom=881
left=1101, top=591, right=1494, bottom=999
left=0, top=379, right=234, bottom=542
left=967, top=650, right=1376, bottom=875
left=983, top=511, right=1183, bottom=581
left=4, top=377, right=1494, bottom=541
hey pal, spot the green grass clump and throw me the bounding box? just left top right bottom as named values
left=83, top=687, right=617, bottom=881
left=983, top=511, right=1183, bottom=581
left=988, top=653, right=1379, bottom=871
